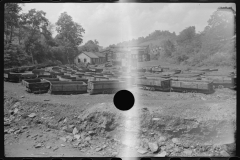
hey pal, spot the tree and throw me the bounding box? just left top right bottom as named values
left=4, top=3, right=22, bottom=45
left=162, top=40, right=175, bottom=57
left=20, top=9, right=50, bottom=64
left=200, top=7, right=235, bottom=55
left=55, top=12, right=85, bottom=64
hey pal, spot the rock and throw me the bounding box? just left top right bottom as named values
left=35, top=143, right=42, bottom=148
left=69, top=125, right=75, bottom=129
left=8, top=128, right=15, bottom=133
left=172, top=138, right=180, bottom=144
left=74, top=134, right=81, bottom=140
left=61, top=144, right=65, bottom=147
left=4, top=122, right=10, bottom=126
left=14, top=129, right=21, bottom=134
left=60, top=137, right=67, bottom=142
left=21, top=126, right=27, bottom=129
left=53, top=147, right=58, bottom=151
left=62, top=126, right=67, bottom=131
left=12, top=102, right=21, bottom=108
left=72, top=127, right=78, bottom=135
left=112, top=151, right=118, bottom=157
left=220, top=150, right=230, bottom=157
left=158, top=136, right=167, bottom=142
left=28, top=113, right=36, bottom=118
left=9, top=110, right=14, bottom=115
left=95, top=147, right=102, bottom=152
left=46, top=146, right=51, bottom=149
left=152, top=118, right=160, bottom=121
left=183, top=149, right=192, bottom=156
left=201, top=97, right=206, bottom=101
left=63, top=118, right=68, bottom=123
left=21, top=96, right=25, bottom=98
left=85, top=136, right=91, bottom=141
left=155, top=151, right=167, bottom=157
left=13, top=108, right=19, bottom=114
left=66, top=135, right=73, bottom=142
left=173, top=147, right=181, bottom=153
left=72, top=141, right=80, bottom=148
left=148, top=142, right=159, bottom=153
left=44, top=99, right=50, bottom=101
left=137, top=148, right=148, bottom=154
left=47, top=123, right=58, bottom=130
left=88, top=131, right=95, bottom=135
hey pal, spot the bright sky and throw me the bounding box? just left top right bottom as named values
left=21, top=3, right=235, bottom=48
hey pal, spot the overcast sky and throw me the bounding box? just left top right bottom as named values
left=21, top=3, right=235, bottom=48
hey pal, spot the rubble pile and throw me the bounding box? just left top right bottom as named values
left=4, top=94, right=236, bottom=157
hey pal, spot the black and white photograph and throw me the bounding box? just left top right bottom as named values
left=4, top=2, right=236, bottom=157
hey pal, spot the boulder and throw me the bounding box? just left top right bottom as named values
left=148, top=142, right=159, bottom=153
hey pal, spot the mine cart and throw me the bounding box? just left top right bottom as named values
left=137, top=77, right=171, bottom=91
left=171, top=80, right=214, bottom=94
left=87, top=80, right=127, bottom=95
left=48, top=81, right=88, bottom=94
left=200, top=75, right=235, bottom=89
left=41, top=78, right=59, bottom=82
left=24, top=79, right=50, bottom=94
left=20, top=72, right=37, bottom=80
left=151, top=66, right=163, bottom=73
left=22, top=78, right=41, bottom=86
left=172, top=73, right=201, bottom=78
left=4, top=72, right=22, bottom=82
left=32, top=69, right=45, bottom=75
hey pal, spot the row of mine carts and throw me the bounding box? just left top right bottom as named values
left=4, top=64, right=236, bottom=95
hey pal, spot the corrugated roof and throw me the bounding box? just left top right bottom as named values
left=83, top=52, right=99, bottom=58
left=94, top=52, right=105, bottom=58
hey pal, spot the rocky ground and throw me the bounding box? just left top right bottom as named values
left=4, top=80, right=236, bottom=157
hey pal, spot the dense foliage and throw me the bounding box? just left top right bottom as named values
left=4, top=4, right=87, bottom=68
left=110, top=7, right=236, bottom=67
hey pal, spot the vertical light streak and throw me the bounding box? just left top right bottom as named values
left=117, top=3, right=141, bottom=159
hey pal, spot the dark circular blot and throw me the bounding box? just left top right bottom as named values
left=113, top=90, right=135, bottom=111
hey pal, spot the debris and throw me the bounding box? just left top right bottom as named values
left=66, top=135, right=73, bottom=142
left=69, top=124, right=75, bottom=129
left=14, top=129, right=21, bottom=134
left=28, top=113, right=36, bottom=118
left=220, top=150, right=230, bottom=157
left=95, top=147, right=102, bottom=152
left=172, top=138, right=180, bottom=144
left=35, top=143, right=42, bottom=148
left=158, top=136, right=167, bottom=142
left=112, top=151, right=118, bottom=157
left=53, top=147, right=58, bottom=151
left=60, top=137, right=67, bottom=142
left=44, top=99, right=50, bottom=101
left=21, top=126, right=27, bottom=129
left=8, top=128, right=15, bottom=133
left=63, top=118, right=68, bottom=123
left=13, top=108, right=19, bottom=114
left=85, top=136, right=91, bottom=141
left=137, top=148, right=148, bottom=154
left=12, top=102, right=21, bottom=108
left=148, top=142, right=159, bottom=153
left=155, top=151, right=167, bottom=157
left=183, top=149, right=192, bottom=156
left=152, top=118, right=160, bottom=121
left=74, top=134, right=81, bottom=140
left=72, top=127, right=78, bottom=135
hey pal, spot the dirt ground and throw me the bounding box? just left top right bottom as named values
left=4, top=66, right=236, bottom=157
